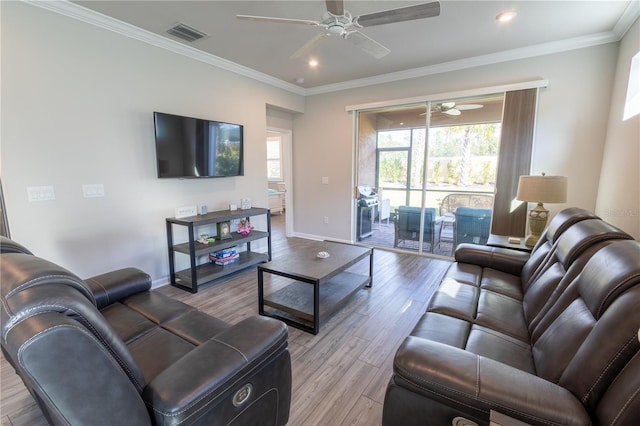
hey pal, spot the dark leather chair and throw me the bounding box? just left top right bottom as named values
left=384, top=211, right=640, bottom=426
left=394, top=206, right=437, bottom=252
left=0, top=236, right=291, bottom=426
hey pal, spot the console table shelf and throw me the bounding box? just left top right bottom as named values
left=175, top=251, right=269, bottom=286
left=166, top=207, right=271, bottom=293
left=173, top=231, right=269, bottom=256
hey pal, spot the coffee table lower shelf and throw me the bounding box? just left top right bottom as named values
left=262, top=271, right=370, bottom=334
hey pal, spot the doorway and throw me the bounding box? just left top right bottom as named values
left=266, top=128, right=293, bottom=237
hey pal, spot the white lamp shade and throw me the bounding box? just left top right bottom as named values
left=516, top=175, right=568, bottom=203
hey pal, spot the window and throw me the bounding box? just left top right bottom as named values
left=267, top=135, right=282, bottom=180
left=623, top=51, right=640, bottom=121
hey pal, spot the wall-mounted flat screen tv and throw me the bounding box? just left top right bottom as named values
left=153, top=112, right=244, bottom=178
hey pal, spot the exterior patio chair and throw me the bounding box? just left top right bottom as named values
left=394, top=206, right=436, bottom=252
left=454, top=207, right=492, bottom=247
left=436, top=193, right=494, bottom=254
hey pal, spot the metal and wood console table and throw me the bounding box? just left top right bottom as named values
left=166, top=207, right=271, bottom=293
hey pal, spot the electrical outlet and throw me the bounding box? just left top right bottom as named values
left=324, top=216, right=329, bottom=224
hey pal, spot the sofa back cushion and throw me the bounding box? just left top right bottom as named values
left=1, top=253, right=146, bottom=392
left=531, top=240, right=640, bottom=415
left=0, top=235, right=33, bottom=254
left=524, top=219, right=632, bottom=332
left=522, top=219, right=632, bottom=328
left=520, top=207, right=600, bottom=290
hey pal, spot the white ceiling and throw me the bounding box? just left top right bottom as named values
left=63, top=1, right=639, bottom=93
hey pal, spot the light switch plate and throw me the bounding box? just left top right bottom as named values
left=27, top=186, right=55, bottom=202
left=175, top=205, right=197, bottom=218
left=82, top=184, right=105, bottom=198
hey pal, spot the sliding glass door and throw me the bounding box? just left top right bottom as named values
left=355, top=94, right=505, bottom=256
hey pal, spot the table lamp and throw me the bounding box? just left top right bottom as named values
left=516, top=173, right=568, bottom=247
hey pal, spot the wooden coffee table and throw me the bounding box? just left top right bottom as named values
left=257, top=241, right=373, bottom=334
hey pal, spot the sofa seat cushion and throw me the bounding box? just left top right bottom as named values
left=128, top=326, right=198, bottom=384
left=427, top=280, right=479, bottom=321
left=444, top=263, right=482, bottom=286
left=476, top=290, right=529, bottom=342
left=101, top=291, right=232, bottom=384
left=411, top=312, right=471, bottom=348
left=427, top=263, right=529, bottom=342
left=480, top=269, right=523, bottom=300
left=410, top=312, right=534, bottom=373
left=466, top=326, right=535, bottom=373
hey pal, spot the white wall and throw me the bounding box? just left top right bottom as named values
left=293, top=43, right=626, bottom=240
left=1, top=2, right=303, bottom=282
left=2, top=2, right=637, bottom=284
left=596, top=17, right=640, bottom=239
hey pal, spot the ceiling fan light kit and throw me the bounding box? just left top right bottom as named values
left=237, top=0, right=441, bottom=60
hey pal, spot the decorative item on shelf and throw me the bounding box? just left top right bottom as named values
left=199, top=234, right=210, bottom=244
left=240, top=198, right=252, bottom=210
left=209, top=247, right=239, bottom=266
left=238, top=218, right=254, bottom=236
left=217, top=221, right=233, bottom=240
left=199, top=205, right=208, bottom=215
left=516, top=173, right=568, bottom=248
left=229, top=203, right=238, bottom=211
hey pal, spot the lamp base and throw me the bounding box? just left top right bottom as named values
left=525, top=203, right=549, bottom=248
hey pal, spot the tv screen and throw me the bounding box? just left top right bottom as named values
left=153, top=112, right=244, bottom=178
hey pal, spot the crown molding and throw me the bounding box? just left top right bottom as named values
left=614, top=0, right=640, bottom=38
left=306, top=31, right=620, bottom=95
left=23, top=0, right=307, bottom=96
left=23, top=0, right=639, bottom=98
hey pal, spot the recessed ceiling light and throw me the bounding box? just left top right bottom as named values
left=496, top=11, right=517, bottom=23
left=308, top=59, right=318, bottom=67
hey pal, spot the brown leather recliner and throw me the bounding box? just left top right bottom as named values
left=383, top=209, right=640, bottom=426
left=0, top=236, right=291, bottom=426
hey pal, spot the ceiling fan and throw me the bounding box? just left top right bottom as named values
left=425, top=102, right=484, bottom=116
left=237, top=0, right=440, bottom=59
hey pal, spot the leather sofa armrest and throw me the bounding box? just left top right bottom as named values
left=393, top=337, right=590, bottom=426
left=84, top=267, right=151, bottom=309
left=143, top=316, right=290, bottom=425
left=454, top=243, right=529, bottom=276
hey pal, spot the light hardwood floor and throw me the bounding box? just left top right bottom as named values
left=0, top=214, right=451, bottom=426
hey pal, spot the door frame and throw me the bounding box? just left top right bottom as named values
left=267, top=127, right=294, bottom=237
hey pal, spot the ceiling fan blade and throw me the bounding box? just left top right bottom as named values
left=346, top=31, right=390, bottom=59
left=290, top=33, right=330, bottom=59
left=444, top=109, right=461, bottom=116
left=441, top=102, right=456, bottom=109
left=456, top=104, right=484, bottom=110
left=356, top=2, right=441, bottom=27
left=236, top=15, right=319, bottom=26
left=325, top=0, right=344, bottom=16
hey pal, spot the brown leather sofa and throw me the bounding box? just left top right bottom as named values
left=0, top=237, right=291, bottom=426
left=383, top=208, right=640, bottom=426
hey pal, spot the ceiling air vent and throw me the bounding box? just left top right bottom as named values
left=166, top=23, right=208, bottom=42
